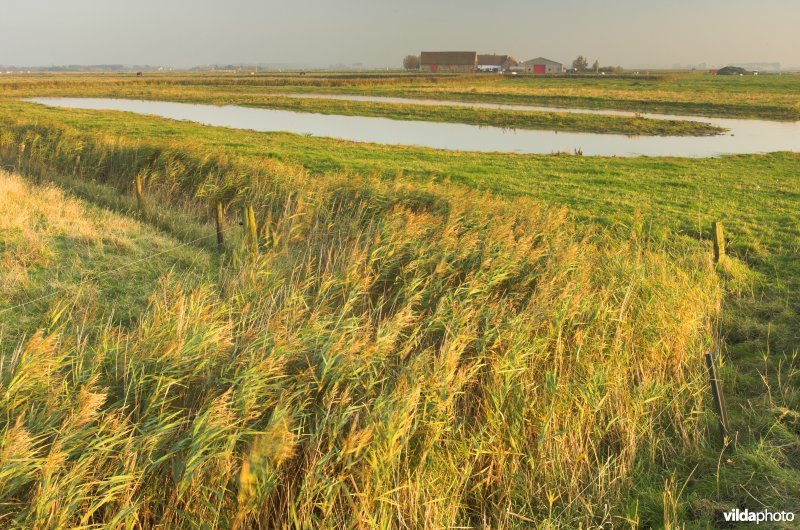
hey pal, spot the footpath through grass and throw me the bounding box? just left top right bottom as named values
left=0, top=171, right=214, bottom=350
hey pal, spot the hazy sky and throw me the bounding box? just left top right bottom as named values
left=2, top=0, right=798, bottom=68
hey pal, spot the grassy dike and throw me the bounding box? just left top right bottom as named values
left=0, top=90, right=798, bottom=526
left=1, top=107, right=724, bottom=527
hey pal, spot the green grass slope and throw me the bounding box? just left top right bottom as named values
left=0, top=171, right=213, bottom=347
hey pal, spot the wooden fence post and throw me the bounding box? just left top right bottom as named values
left=135, top=173, right=145, bottom=212
left=215, top=201, right=225, bottom=247
left=712, top=221, right=725, bottom=262
left=705, top=352, right=730, bottom=448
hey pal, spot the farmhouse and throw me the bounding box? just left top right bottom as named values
left=521, top=57, right=564, bottom=74
left=419, top=51, right=477, bottom=73
left=477, top=54, right=518, bottom=72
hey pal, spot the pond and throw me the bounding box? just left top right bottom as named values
left=26, top=97, right=800, bottom=158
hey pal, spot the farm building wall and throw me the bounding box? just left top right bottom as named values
left=420, top=64, right=476, bottom=73
left=419, top=52, right=477, bottom=73
left=521, top=58, right=564, bottom=74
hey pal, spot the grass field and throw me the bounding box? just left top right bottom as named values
left=5, top=71, right=798, bottom=119
left=242, top=72, right=800, bottom=120
left=0, top=75, right=726, bottom=136
left=1, top=72, right=799, bottom=528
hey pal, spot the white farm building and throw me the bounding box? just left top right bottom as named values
left=520, top=57, right=565, bottom=74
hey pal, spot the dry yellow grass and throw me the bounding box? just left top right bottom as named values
left=0, top=162, right=721, bottom=527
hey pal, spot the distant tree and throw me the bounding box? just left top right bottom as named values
left=597, top=65, right=624, bottom=75
left=717, top=65, right=749, bottom=76
left=592, top=59, right=600, bottom=72
left=572, top=55, right=589, bottom=71
left=403, top=55, right=420, bottom=71
left=502, top=56, right=518, bottom=70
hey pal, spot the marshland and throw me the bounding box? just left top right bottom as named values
left=0, top=71, right=799, bottom=528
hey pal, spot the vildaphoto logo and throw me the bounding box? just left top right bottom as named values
left=722, top=508, right=795, bottom=524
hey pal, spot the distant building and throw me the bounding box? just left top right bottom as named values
left=419, top=51, right=477, bottom=73
left=521, top=57, right=565, bottom=74
left=477, top=54, right=517, bottom=72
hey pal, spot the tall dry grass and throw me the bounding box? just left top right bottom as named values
left=0, top=118, right=720, bottom=527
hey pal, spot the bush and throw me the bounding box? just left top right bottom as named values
left=717, top=66, right=750, bottom=76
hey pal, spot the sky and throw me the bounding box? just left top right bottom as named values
left=1, top=0, right=798, bottom=68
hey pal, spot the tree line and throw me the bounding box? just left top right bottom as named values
left=571, top=55, right=623, bottom=73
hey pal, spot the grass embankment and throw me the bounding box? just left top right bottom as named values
left=1, top=77, right=725, bottom=136
left=0, top=116, right=723, bottom=527
left=4, top=100, right=792, bottom=235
